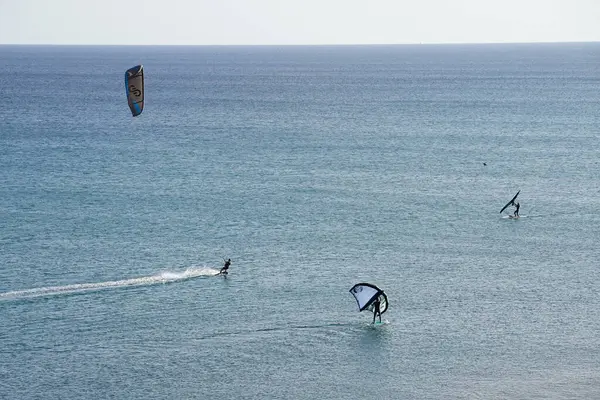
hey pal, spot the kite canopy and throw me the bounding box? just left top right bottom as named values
left=125, top=65, right=144, bottom=116
left=349, top=283, right=388, bottom=314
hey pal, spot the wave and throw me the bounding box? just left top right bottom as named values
left=0, top=267, right=221, bottom=301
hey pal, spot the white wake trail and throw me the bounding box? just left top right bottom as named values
left=0, top=267, right=220, bottom=300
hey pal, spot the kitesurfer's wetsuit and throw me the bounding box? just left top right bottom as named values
left=220, top=259, right=231, bottom=274
left=514, top=203, right=520, bottom=217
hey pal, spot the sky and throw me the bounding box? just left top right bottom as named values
left=0, top=0, right=599, bottom=45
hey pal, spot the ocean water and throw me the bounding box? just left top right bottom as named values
left=1, top=43, right=600, bottom=399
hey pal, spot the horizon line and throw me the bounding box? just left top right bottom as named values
left=0, top=40, right=598, bottom=47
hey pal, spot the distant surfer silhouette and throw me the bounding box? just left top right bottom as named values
left=372, top=297, right=382, bottom=324
left=220, top=259, right=231, bottom=275
left=500, top=191, right=520, bottom=215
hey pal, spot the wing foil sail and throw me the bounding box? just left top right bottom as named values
left=500, top=190, right=520, bottom=213
left=349, top=283, right=388, bottom=315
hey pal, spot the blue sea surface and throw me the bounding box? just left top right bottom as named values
left=1, top=43, right=600, bottom=399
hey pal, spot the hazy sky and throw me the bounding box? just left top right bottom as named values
left=1, top=0, right=599, bottom=45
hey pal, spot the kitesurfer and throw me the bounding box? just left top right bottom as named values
left=514, top=202, right=520, bottom=217
left=220, top=259, right=231, bottom=274
left=372, top=297, right=382, bottom=324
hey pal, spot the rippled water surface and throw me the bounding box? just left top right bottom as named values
left=1, top=43, right=600, bottom=399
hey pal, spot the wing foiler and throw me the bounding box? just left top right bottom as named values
left=349, top=283, right=388, bottom=314
left=500, top=190, right=520, bottom=213
left=125, top=65, right=144, bottom=116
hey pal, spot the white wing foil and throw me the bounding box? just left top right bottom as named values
left=349, top=283, right=388, bottom=314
